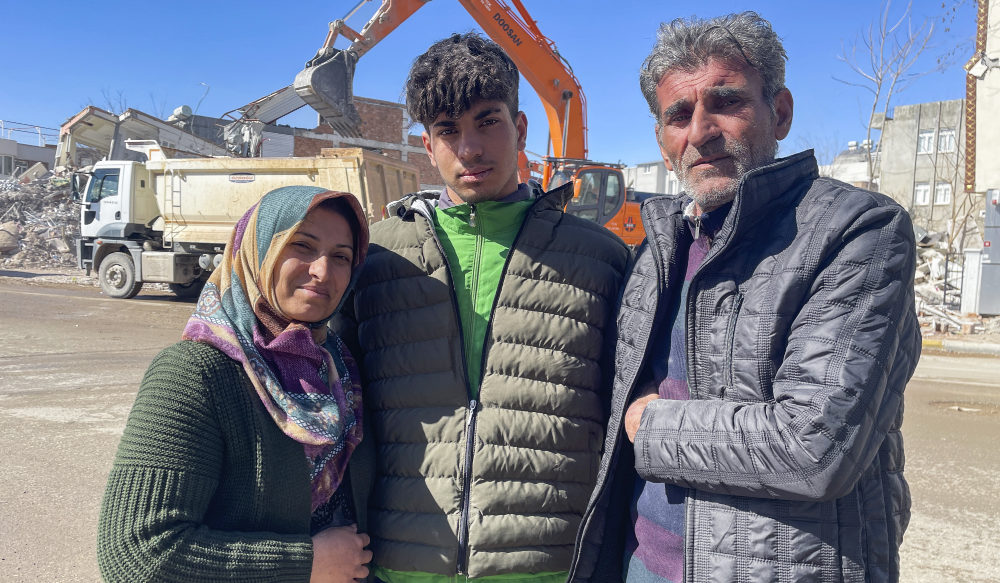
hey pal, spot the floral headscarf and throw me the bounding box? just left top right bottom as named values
left=182, top=186, right=369, bottom=512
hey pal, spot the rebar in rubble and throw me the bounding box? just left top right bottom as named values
left=1, top=201, right=23, bottom=222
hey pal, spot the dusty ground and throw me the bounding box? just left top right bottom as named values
left=900, top=353, right=1000, bottom=581
left=0, top=270, right=998, bottom=582
left=0, top=271, right=193, bottom=582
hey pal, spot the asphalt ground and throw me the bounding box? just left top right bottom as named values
left=0, top=272, right=997, bottom=582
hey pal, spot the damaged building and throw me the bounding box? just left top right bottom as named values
left=56, top=91, right=440, bottom=191
left=1, top=136, right=56, bottom=178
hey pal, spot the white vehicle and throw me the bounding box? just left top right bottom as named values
left=74, top=140, right=417, bottom=298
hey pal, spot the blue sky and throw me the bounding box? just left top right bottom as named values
left=0, top=0, right=976, bottom=166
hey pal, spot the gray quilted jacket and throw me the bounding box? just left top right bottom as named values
left=350, top=185, right=629, bottom=578
left=568, top=151, right=921, bottom=583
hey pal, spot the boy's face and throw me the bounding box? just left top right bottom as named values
left=422, top=100, right=527, bottom=205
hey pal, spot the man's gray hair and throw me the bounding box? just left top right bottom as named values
left=639, top=11, right=787, bottom=122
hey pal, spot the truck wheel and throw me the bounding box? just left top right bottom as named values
left=169, top=278, right=205, bottom=299
left=99, top=252, right=143, bottom=299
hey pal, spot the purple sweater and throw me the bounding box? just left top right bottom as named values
left=623, top=201, right=730, bottom=582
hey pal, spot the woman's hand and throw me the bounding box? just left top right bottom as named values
left=310, top=524, right=372, bottom=583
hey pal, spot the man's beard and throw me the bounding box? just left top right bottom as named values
left=672, top=135, right=778, bottom=211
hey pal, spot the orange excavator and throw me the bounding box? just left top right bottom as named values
left=292, top=0, right=646, bottom=246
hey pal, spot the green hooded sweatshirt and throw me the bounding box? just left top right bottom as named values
left=434, top=197, right=533, bottom=399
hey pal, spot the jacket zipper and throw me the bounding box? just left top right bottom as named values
left=691, top=213, right=702, bottom=240
left=411, top=199, right=479, bottom=575
left=457, top=196, right=537, bottom=574
left=467, top=203, right=482, bottom=391
left=456, top=398, right=479, bottom=575
left=457, top=202, right=482, bottom=575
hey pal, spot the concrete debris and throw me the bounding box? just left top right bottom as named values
left=0, top=176, right=79, bottom=270
left=19, top=162, right=51, bottom=184
left=0, top=180, right=21, bottom=193
left=914, top=245, right=999, bottom=337
left=0, top=221, right=21, bottom=252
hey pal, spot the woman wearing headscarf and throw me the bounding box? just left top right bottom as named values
left=98, top=186, right=373, bottom=583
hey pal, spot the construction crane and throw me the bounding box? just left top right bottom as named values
left=293, top=0, right=646, bottom=245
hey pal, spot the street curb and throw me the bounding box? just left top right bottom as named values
left=922, top=338, right=1000, bottom=356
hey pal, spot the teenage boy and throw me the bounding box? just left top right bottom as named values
left=346, top=32, right=630, bottom=583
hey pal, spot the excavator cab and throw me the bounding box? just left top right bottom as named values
left=293, top=48, right=363, bottom=137
left=566, top=167, right=620, bottom=223
left=563, top=164, right=645, bottom=247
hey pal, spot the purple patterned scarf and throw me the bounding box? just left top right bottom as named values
left=182, top=186, right=369, bottom=512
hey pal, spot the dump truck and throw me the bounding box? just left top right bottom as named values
left=73, top=139, right=418, bottom=299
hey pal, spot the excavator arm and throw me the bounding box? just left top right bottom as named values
left=294, top=0, right=588, bottom=163
left=457, top=0, right=588, bottom=161
left=293, top=0, right=645, bottom=246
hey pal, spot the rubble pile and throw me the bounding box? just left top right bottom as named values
left=913, top=245, right=999, bottom=336
left=914, top=247, right=954, bottom=306
left=0, top=176, right=79, bottom=270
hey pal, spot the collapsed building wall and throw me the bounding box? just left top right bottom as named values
left=56, top=106, right=228, bottom=168
left=0, top=137, right=56, bottom=177
left=56, top=98, right=439, bottom=190
left=1, top=176, right=77, bottom=269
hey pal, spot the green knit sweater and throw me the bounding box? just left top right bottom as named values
left=97, top=340, right=373, bottom=582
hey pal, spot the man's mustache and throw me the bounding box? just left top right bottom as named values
left=679, top=138, right=745, bottom=171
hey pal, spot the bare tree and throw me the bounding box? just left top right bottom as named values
left=835, top=0, right=939, bottom=189
left=148, top=92, right=168, bottom=119
left=936, top=0, right=978, bottom=69
left=96, top=88, right=130, bottom=115
left=793, top=131, right=845, bottom=169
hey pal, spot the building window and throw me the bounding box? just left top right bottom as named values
left=666, top=172, right=681, bottom=195
left=0, top=155, right=13, bottom=176
left=917, top=130, right=935, bottom=154
left=642, top=165, right=653, bottom=174
left=938, top=128, right=956, bottom=153
left=914, top=182, right=930, bottom=206
left=934, top=182, right=952, bottom=205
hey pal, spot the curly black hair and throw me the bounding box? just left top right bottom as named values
left=405, top=32, right=520, bottom=128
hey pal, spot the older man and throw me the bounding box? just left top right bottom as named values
left=568, top=12, right=921, bottom=583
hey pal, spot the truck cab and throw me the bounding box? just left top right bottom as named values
left=78, top=161, right=159, bottom=242
left=75, top=160, right=166, bottom=298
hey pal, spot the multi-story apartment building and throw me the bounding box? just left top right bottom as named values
left=877, top=99, right=969, bottom=236
left=963, top=0, right=1000, bottom=314
left=622, top=160, right=681, bottom=195
left=820, top=140, right=878, bottom=189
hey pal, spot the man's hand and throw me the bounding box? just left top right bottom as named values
left=625, top=390, right=660, bottom=443
left=310, top=524, right=372, bottom=583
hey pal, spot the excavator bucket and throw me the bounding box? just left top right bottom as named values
left=293, top=49, right=363, bottom=137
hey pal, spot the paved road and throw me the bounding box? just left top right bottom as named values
left=899, top=351, right=1000, bottom=582
left=0, top=276, right=997, bottom=582
left=0, top=278, right=193, bottom=582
